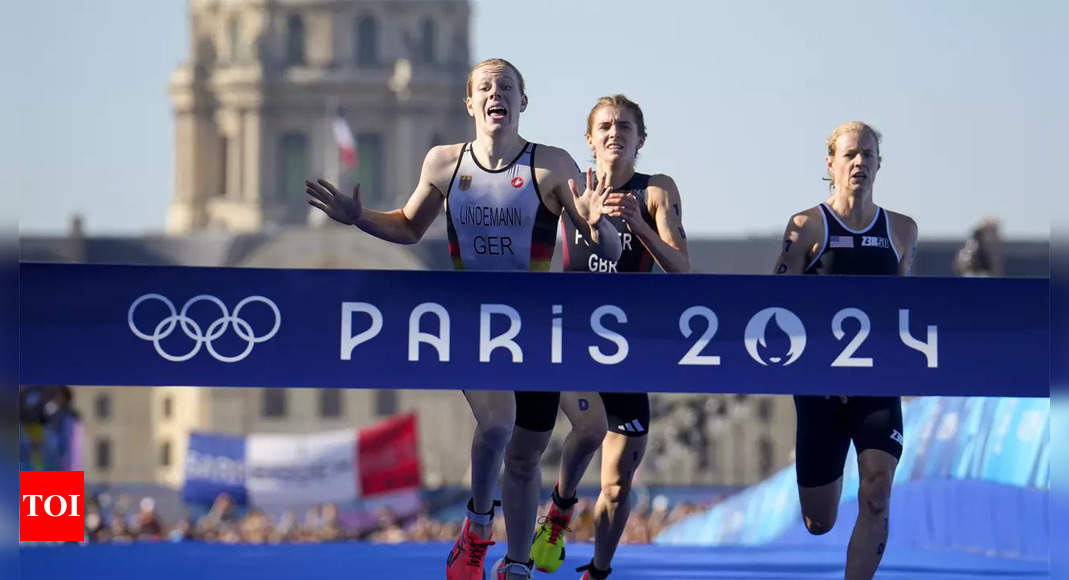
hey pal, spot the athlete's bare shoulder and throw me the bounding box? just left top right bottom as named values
left=529, top=143, right=580, bottom=209
left=530, top=143, right=575, bottom=174
left=883, top=208, right=919, bottom=275
left=422, top=143, right=466, bottom=194
left=788, top=205, right=826, bottom=250
left=646, top=173, right=679, bottom=194
left=774, top=205, right=825, bottom=274
left=884, top=209, right=918, bottom=238
left=645, top=174, right=682, bottom=214
left=790, top=205, right=825, bottom=232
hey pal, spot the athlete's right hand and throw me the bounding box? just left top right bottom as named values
left=306, top=179, right=363, bottom=226
left=569, top=167, right=612, bottom=227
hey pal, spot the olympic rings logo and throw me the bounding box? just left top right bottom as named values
left=128, top=294, right=281, bottom=363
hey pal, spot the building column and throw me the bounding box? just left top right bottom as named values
left=219, top=107, right=244, bottom=199
left=243, top=109, right=261, bottom=204
left=166, top=111, right=198, bottom=233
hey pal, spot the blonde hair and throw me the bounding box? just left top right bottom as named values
left=466, top=58, right=526, bottom=98
left=826, top=121, right=881, bottom=157
left=585, top=95, right=647, bottom=140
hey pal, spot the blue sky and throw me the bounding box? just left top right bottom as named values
left=7, top=0, right=1066, bottom=239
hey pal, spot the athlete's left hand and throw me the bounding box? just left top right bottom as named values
left=605, top=193, right=650, bottom=235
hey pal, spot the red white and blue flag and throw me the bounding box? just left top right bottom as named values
left=829, top=235, right=855, bottom=249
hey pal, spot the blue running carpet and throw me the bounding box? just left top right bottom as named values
left=20, top=542, right=1047, bottom=579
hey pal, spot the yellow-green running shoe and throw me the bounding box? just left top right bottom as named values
left=530, top=500, right=574, bottom=573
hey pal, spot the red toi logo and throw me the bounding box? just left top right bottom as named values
left=20, top=471, right=85, bottom=542
left=511, top=176, right=524, bottom=189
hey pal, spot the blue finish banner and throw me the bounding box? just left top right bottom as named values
left=19, top=263, right=1048, bottom=397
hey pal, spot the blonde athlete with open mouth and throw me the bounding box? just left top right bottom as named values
left=772, top=121, right=918, bottom=580
left=307, top=58, right=622, bottom=580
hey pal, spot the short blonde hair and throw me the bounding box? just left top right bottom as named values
left=466, top=58, right=526, bottom=98
left=826, top=121, right=881, bottom=157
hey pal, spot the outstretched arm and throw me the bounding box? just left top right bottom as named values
left=555, top=160, right=623, bottom=261
left=307, top=145, right=457, bottom=244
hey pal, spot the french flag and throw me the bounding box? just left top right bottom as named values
left=332, top=115, right=357, bottom=168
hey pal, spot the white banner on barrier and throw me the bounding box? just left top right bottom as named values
left=246, top=429, right=358, bottom=506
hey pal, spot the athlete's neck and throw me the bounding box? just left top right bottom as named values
left=471, top=134, right=526, bottom=170
left=826, top=187, right=877, bottom=229
left=595, top=158, right=636, bottom=190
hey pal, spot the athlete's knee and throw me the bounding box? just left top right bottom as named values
left=804, top=515, right=835, bottom=536
left=571, top=421, right=607, bottom=453
left=800, top=496, right=838, bottom=535
left=474, top=421, right=513, bottom=452
left=858, top=472, right=892, bottom=516
left=601, top=481, right=632, bottom=506
left=505, top=446, right=542, bottom=481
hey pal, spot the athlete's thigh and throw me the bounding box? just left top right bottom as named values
left=464, top=390, right=516, bottom=426
left=849, top=396, right=904, bottom=462
left=794, top=395, right=851, bottom=487
left=600, top=431, right=647, bottom=486
left=560, top=391, right=607, bottom=430
left=514, top=391, right=561, bottom=432
left=507, top=423, right=556, bottom=461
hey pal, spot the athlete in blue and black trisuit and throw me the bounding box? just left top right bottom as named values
left=772, top=121, right=919, bottom=580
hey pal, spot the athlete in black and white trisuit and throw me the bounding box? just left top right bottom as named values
left=307, top=58, right=622, bottom=580
left=528, top=95, right=689, bottom=580
left=772, top=121, right=918, bottom=580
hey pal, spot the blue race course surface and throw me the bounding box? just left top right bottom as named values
left=20, top=541, right=1048, bottom=579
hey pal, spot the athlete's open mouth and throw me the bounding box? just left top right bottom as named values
left=606, top=142, right=625, bottom=151
left=487, top=106, right=507, bottom=120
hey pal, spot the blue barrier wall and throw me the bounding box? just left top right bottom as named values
left=656, top=396, right=1049, bottom=560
